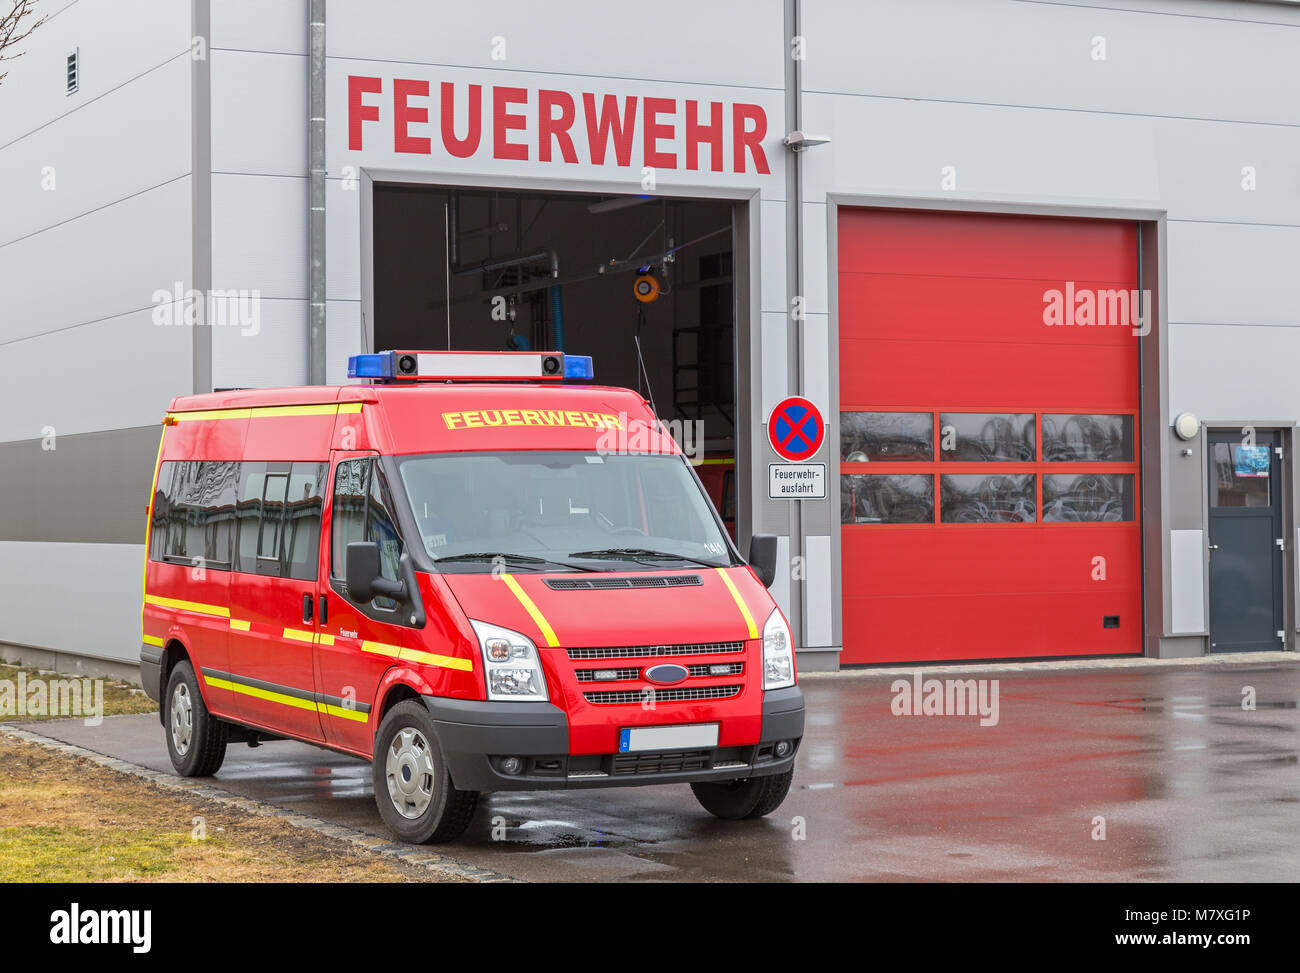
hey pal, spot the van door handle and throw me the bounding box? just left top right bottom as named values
left=319, top=594, right=328, bottom=626
left=1208, top=544, right=1219, bottom=550
left=303, top=594, right=313, bottom=624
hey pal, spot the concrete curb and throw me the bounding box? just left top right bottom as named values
left=0, top=724, right=520, bottom=884
left=801, top=650, right=1298, bottom=681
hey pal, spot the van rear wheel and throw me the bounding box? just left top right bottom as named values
left=164, top=660, right=227, bottom=777
left=691, top=769, right=793, bottom=820
left=373, top=701, right=478, bottom=843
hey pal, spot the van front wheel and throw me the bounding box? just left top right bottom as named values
left=691, top=769, right=793, bottom=820
left=373, top=701, right=478, bottom=843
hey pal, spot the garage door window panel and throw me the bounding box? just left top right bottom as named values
left=939, top=413, right=1035, bottom=462
left=840, top=412, right=932, bottom=462
left=940, top=474, right=1036, bottom=523
left=841, top=474, right=934, bottom=524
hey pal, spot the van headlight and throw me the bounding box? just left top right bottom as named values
left=762, top=609, right=796, bottom=690
left=470, top=620, right=550, bottom=702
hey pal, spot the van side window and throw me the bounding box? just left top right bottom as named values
left=330, top=459, right=403, bottom=611
left=282, top=463, right=328, bottom=581
left=236, top=462, right=326, bottom=579
left=149, top=460, right=238, bottom=570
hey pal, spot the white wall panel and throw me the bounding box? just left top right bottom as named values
left=759, top=199, right=786, bottom=314
left=0, top=176, right=191, bottom=344
left=802, top=0, right=1300, bottom=127
left=0, top=0, right=190, bottom=147
left=327, top=0, right=784, bottom=91
left=760, top=310, right=788, bottom=419
left=210, top=173, right=308, bottom=299
left=326, top=299, right=363, bottom=386
left=800, top=201, right=828, bottom=315
left=0, top=542, right=146, bottom=663
left=805, top=534, right=833, bottom=648
left=803, top=92, right=1161, bottom=206
left=211, top=297, right=308, bottom=390
left=1152, top=117, right=1300, bottom=227
left=211, top=0, right=308, bottom=55
left=326, top=177, right=362, bottom=302
left=0, top=307, right=190, bottom=442
left=210, top=49, right=308, bottom=177
left=0, top=56, right=190, bottom=245
left=1167, top=222, right=1300, bottom=328
left=1170, top=530, right=1207, bottom=634
left=1169, top=322, right=1300, bottom=421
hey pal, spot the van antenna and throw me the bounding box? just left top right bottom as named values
left=634, top=305, right=658, bottom=418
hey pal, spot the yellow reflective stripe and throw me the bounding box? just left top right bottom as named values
left=229, top=619, right=251, bottom=631
left=145, top=594, right=230, bottom=619
left=204, top=675, right=371, bottom=724
left=142, top=635, right=164, bottom=648
left=320, top=702, right=368, bottom=722
left=715, top=568, right=759, bottom=639
left=318, top=634, right=335, bottom=646
left=282, top=627, right=314, bottom=643
left=203, top=675, right=318, bottom=714
left=499, top=574, right=559, bottom=647
left=168, top=403, right=344, bottom=422
left=361, top=640, right=473, bottom=672
left=400, top=647, right=474, bottom=672
left=338, top=403, right=364, bottom=414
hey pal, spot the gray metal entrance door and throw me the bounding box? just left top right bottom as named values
left=1207, top=429, right=1284, bottom=652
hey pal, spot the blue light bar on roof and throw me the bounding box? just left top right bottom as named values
left=564, top=355, right=594, bottom=380
left=347, top=350, right=595, bottom=382
left=347, top=353, right=394, bottom=379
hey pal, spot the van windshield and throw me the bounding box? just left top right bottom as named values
left=396, top=451, right=735, bottom=573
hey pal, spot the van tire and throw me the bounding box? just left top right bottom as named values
left=373, top=701, right=478, bottom=843
left=164, top=660, right=227, bottom=777
left=691, top=768, right=793, bottom=820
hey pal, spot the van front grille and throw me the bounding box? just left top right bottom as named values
left=582, top=685, right=742, bottom=705
left=574, top=661, right=744, bottom=682
left=567, top=641, right=744, bottom=661
left=613, top=750, right=712, bottom=775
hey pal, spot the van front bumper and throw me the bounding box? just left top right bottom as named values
left=423, top=686, right=804, bottom=792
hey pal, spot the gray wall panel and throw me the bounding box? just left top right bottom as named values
left=0, top=426, right=161, bottom=544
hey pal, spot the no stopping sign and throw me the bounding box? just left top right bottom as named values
left=767, top=396, right=825, bottom=462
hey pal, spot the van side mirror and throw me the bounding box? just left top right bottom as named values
left=747, top=533, right=778, bottom=589
left=345, top=541, right=405, bottom=603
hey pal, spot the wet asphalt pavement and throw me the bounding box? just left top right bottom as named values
left=19, top=660, right=1300, bottom=882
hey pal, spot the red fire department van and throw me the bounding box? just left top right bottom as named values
left=140, top=351, right=803, bottom=842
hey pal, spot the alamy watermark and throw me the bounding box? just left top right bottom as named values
left=151, top=282, right=261, bottom=336
left=595, top=413, right=705, bottom=465
left=0, top=671, right=104, bottom=726
left=891, top=671, right=999, bottom=727
left=1043, top=282, right=1151, bottom=336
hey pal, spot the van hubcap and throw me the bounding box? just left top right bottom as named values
left=386, top=727, right=435, bottom=819
left=170, top=683, right=193, bottom=757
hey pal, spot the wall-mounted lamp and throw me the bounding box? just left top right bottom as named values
left=783, top=131, right=832, bottom=152
left=1173, top=412, right=1200, bottom=441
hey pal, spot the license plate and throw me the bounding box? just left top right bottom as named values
left=619, top=723, right=719, bottom=753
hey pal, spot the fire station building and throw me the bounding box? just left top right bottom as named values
left=2, top=0, right=1299, bottom=677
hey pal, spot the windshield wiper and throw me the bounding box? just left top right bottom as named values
left=433, top=552, right=594, bottom=572
left=568, top=548, right=726, bottom=569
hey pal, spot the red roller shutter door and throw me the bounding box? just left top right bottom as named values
left=838, top=208, right=1142, bottom=665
